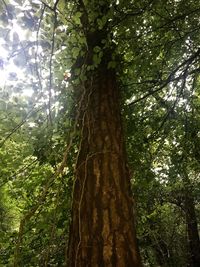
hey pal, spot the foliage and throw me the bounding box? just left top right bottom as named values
left=0, top=0, right=199, bottom=266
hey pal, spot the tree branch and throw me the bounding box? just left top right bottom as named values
left=128, top=48, right=200, bottom=106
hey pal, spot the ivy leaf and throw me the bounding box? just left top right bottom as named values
left=108, top=61, right=116, bottom=69
left=74, top=11, right=82, bottom=25
left=72, top=47, right=80, bottom=58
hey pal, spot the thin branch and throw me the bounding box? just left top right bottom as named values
left=156, top=7, right=200, bottom=30
left=147, top=67, right=188, bottom=141
left=53, top=0, right=60, bottom=11
left=38, top=1, right=60, bottom=125
left=0, top=108, right=35, bottom=148
left=0, top=158, right=38, bottom=187
left=48, top=9, right=58, bottom=125
left=1, top=0, right=9, bottom=15
left=0, top=99, right=46, bottom=148
left=35, top=5, right=46, bottom=92
left=111, top=0, right=154, bottom=28
left=128, top=48, right=200, bottom=106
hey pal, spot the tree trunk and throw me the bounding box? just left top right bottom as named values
left=185, top=192, right=200, bottom=267
left=152, top=237, right=173, bottom=267
left=67, top=60, right=142, bottom=266
left=180, top=171, right=200, bottom=267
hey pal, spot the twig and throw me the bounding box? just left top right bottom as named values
left=128, top=48, right=200, bottom=106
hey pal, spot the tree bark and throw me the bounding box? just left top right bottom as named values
left=184, top=190, right=200, bottom=267
left=67, top=60, right=142, bottom=266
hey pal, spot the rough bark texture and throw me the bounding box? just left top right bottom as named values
left=184, top=192, right=200, bottom=267
left=67, top=62, right=142, bottom=266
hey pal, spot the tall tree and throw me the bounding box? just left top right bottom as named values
left=1, top=0, right=200, bottom=266
left=66, top=1, right=142, bottom=266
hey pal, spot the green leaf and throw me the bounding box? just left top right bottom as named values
left=108, top=61, right=116, bottom=69
left=74, top=11, right=82, bottom=25
left=72, top=47, right=80, bottom=58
